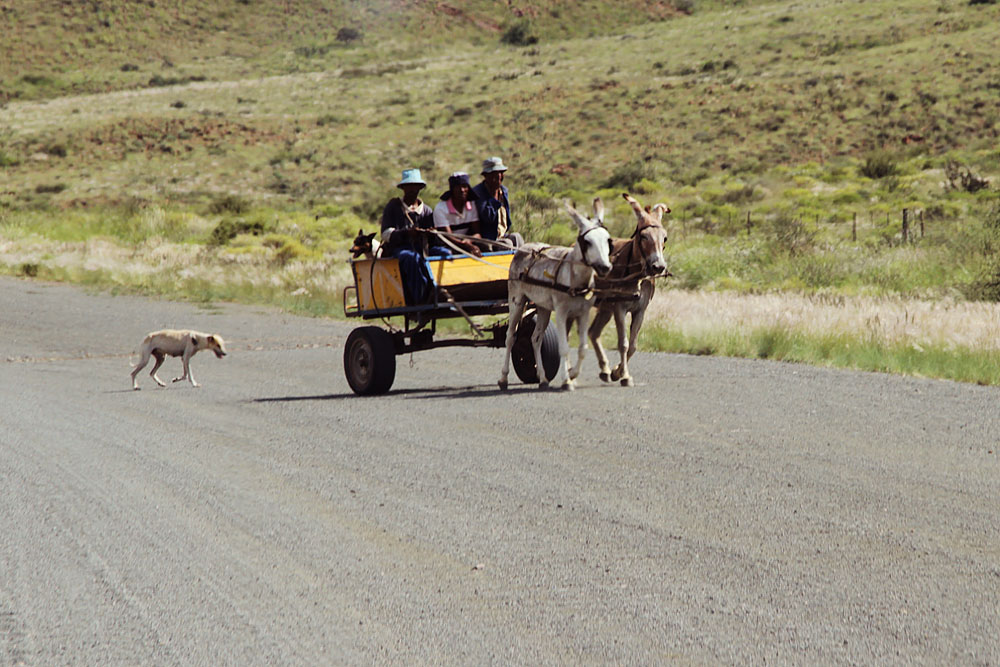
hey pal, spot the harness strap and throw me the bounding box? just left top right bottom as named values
left=515, top=274, right=593, bottom=297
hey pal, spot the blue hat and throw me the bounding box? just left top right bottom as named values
left=397, top=168, right=426, bottom=188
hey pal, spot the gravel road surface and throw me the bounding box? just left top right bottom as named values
left=2, top=276, right=999, bottom=665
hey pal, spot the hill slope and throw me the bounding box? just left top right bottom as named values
left=2, top=0, right=997, bottom=214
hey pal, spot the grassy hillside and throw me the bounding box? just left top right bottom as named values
left=1, top=0, right=725, bottom=103
left=3, top=0, right=1000, bottom=385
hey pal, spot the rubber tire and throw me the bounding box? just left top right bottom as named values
left=511, top=312, right=560, bottom=384
left=344, top=326, right=396, bottom=395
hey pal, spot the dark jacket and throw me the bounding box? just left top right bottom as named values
left=379, top=197, right=434, bottom=254
left=471, top=182, right=511, bottom=241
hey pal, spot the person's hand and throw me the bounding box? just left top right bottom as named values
left=460, top=240, right=482, bottom=257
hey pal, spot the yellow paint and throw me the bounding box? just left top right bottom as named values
left=350, top=258, right=405, bottom=310
left=348, top=252, right=515, bottom=313
left=430, top=253, right=514, bottom=287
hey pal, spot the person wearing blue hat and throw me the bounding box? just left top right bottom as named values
left=379, top=168, right=447, bottom=305
left=471, top=156, right=523, bottom=247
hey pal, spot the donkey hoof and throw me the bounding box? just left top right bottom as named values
left=498, top=379, right=508, bottom=391
left=561, top=381, right=575, bottom=392
left=538, top=381, right=549, bottom=390
left=599, top=372, right=611, bottom=383
left=610, top=368, right=623, bottom=382
left=620, top=377, right=633, bottom=387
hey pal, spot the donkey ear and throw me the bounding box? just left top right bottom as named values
left=564, top=199, right=588, bottom=228
left=592, top=197, right=605, bottom=223
left=622, top=192, right=644, bottom=218
left=651, top=203, right=670, bottom=222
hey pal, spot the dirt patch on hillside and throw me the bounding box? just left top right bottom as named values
left=69, top=117, right=286, bottom=160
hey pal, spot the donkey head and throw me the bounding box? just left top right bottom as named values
left=565, top=198, right=613, bottom=277
left=623, top=193, right=669, bottom=276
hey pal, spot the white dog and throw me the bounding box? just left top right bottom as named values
left=130, top=329, right=227, bottom=389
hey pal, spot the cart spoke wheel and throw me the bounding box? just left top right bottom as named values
left=344, top=326, right=396, bottom=395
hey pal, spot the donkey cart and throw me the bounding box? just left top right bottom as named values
left=342, top=250, right=560, bottom=395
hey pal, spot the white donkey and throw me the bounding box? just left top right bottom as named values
left=589, top=193, right=670, bottom=386
left=499, top=199, right=613, bottom=391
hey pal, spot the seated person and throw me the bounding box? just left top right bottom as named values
left=471, top=156, right=523, bottom=247
left=379, top=168, right=451, bottom=305
left=432, top=172, right=482, bottom=257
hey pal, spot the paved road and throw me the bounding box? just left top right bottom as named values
left=2, top=275, right=999, bottom=665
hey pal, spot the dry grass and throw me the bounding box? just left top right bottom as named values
left=647, top=289, right=1000, bottom=351
left=0, top=234, right=353, bottom=315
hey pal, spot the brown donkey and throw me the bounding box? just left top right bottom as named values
left=588, top=193, right=669, bottom=386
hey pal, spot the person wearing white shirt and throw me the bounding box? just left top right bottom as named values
left=432, top=172, right=482, bottom=257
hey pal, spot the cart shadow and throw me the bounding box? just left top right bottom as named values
left=251, top=383, right=530, bottom=403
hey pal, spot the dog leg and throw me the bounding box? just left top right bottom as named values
left=131, top=349, right=151, bottom=390
left=149, top=351, right=167, bottom=387
left=173, top=349, right=200, bottom=387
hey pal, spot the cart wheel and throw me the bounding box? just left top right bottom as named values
left=344, top=326, right=396, bottom=395
left=512, top=312, right=560, bottom=384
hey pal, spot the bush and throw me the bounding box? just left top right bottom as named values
left=501, top=20, right=538, bottom=46
left=766, top=213, right=816, bottom=255
left=859, top=151, right=899, bottom=179
left=209, top=217, right=268, bottom=245
left=208, top=194, right=251, bottom=215
left=336, top=27, right=362, bottom=43
left=603, top=159, right=657, bottom=190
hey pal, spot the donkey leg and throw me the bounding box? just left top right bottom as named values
left=531, top=308, right=554, bottom=389
left=588, top=307, right=613, bottom=382
left=624, top=281, right=653, bottom=373
left=498, top=294, right=527, bottom=390
left=549, top=309, right=574, bottom=390
left=610, top=307, right=630, bottom=384
left=568, top=307, right=590, bottom=382
left=618, top=306, right=648, bottom=386
left=614, top=304, right=648, bottom=386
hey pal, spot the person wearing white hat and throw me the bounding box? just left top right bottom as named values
left=379, top=168, right=439, bottom=304
left=471, top=156, right=522, bottom=247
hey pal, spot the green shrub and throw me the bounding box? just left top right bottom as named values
left=210, top=217, right=268, bottom=245
left=501, top=20, right=538, bottom=46
left=336, top=27, right=362, bottom=43
left=859, top=151, right=900, bottom=179
left=604, top=159, right=657, bottom=190
left=208, top=194, right=251, bottom=215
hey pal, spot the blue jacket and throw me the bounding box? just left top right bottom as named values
left=471, top=182, right=511, bottom=241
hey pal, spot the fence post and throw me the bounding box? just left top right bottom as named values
left=852, top=212, right=857, bottom=242
left=746, top=211, right=751, bottom=237
left=902, top=208, right=909, bottom=244
left=920, top=210, right=925, bottom=238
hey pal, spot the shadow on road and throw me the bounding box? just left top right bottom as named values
left=250, top=383, right=534, bottom=403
